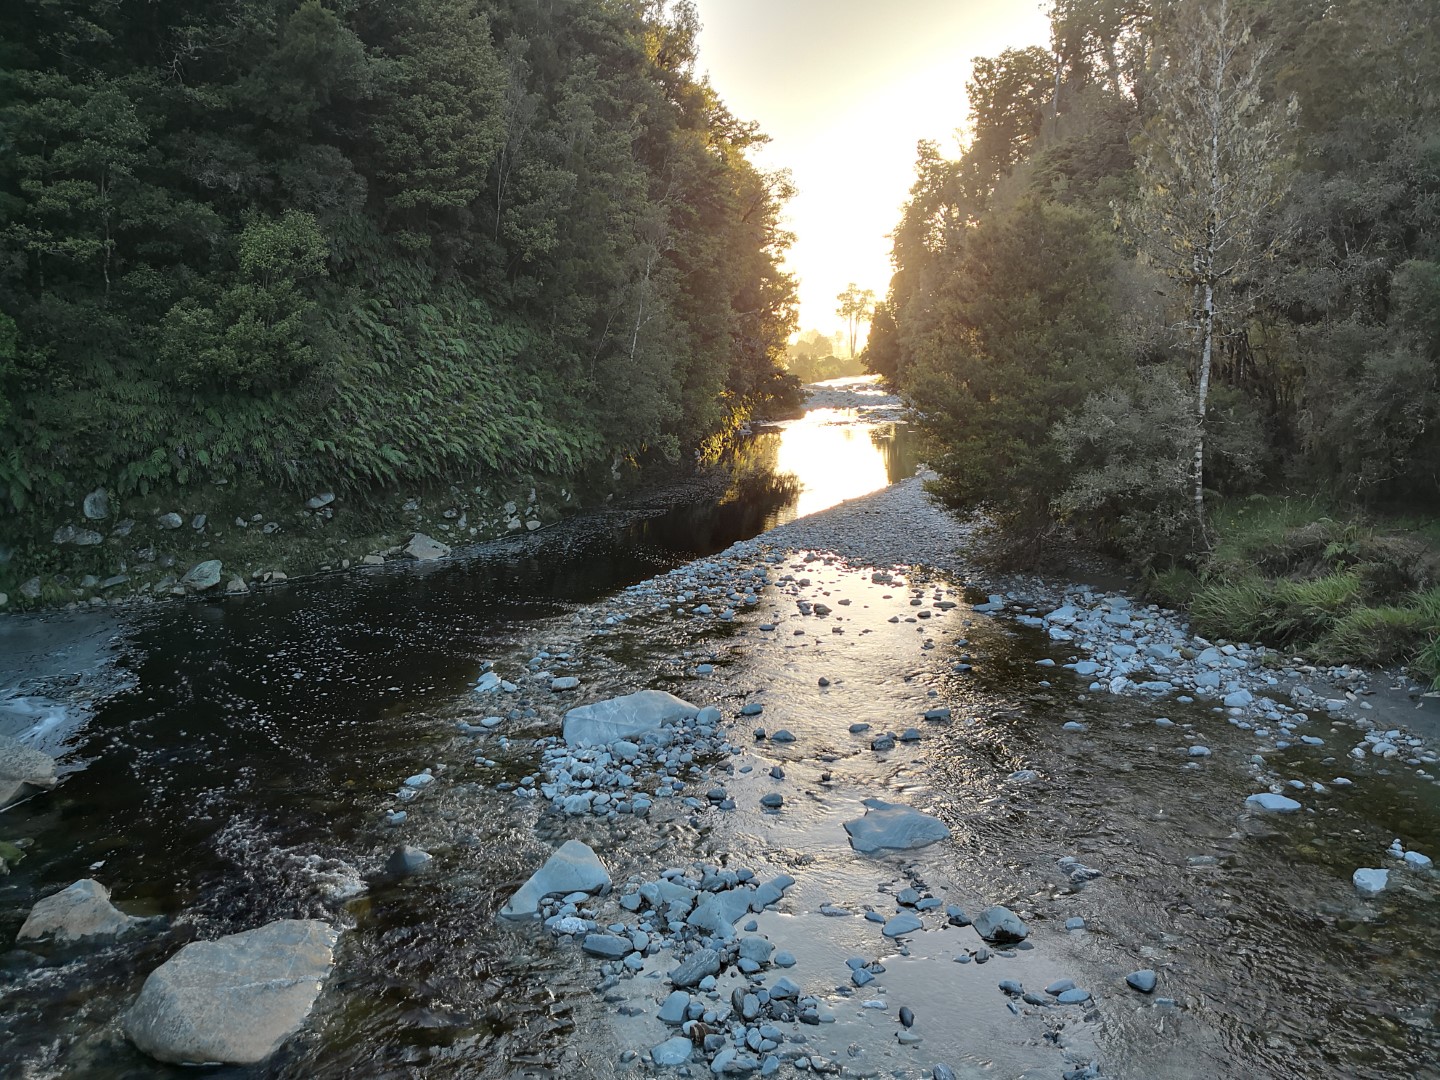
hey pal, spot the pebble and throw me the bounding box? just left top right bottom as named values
left=1126, top=969, right=1157, bottom=993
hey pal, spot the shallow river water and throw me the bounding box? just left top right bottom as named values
left=2, top=393, right=1439, bottom=1080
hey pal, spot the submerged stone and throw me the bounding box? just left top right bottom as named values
left=123, top=919, right=337, bottom=1066
left=843, top=798, right=950, bottom=855
left=17, top=879, right=146, bottom=943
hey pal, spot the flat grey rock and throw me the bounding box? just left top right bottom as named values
left=669, top=947, right=720, bottom=988
left=843, top=798, right=950, bottom=854
left=499, top=840, right=610, bottom=920
left=1246, top=793, right=1301, bottom=813
left=651, top=1035, right=693, bottom=1066
left=882, top=913, right=923, bottom=937
left=972, top=905, right=1028, bottom=943
left=123, top=919, right=337, bottom=1066
left=0, top=735, right=57, bottom=808
left=17, top=879, right=145, bottom=943
left=562, top=690, right=697, bottom=748
left=404, top=533, right=451, bottom=561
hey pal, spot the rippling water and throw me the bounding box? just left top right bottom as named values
left=3, top=410, right=1438, bottom=1080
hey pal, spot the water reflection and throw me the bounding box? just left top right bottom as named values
left=730, top=410, right=919, bottom=529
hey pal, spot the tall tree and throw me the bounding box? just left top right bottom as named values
left=835, top=282, right=875, bottom=358
left=1131, top=0, right=1287, bottom=536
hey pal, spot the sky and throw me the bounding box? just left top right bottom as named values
left=690, top=0, right=1052, bottom=340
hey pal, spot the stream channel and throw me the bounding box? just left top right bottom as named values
left=2, top=380, right=1439, bottom=1080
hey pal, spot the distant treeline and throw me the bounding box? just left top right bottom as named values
left=0, top=0, right=798, bottom=526
left=869, top=0, right=1439, bottom=562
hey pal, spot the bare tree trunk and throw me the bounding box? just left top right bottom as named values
left=1195, top=280, right=1214, bottom=538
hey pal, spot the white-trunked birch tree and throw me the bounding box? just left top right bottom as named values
left=1132, top=0, right=1288, bottom=540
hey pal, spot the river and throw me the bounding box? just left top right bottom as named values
left=2, top=382, right=1439, bottom=1079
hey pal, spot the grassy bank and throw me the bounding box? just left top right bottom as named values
left=1146, top=496, right=1440, bottom=685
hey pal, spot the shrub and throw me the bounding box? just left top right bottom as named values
left=1320, top=605, right=1430, bottom=667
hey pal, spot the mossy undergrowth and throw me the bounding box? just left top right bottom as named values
left=1148, top=496, right=1440, bottom=685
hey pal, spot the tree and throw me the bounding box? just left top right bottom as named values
left=835, top=282, right=875, bottom=358
left=1131, top=0, right=1288, bottom=538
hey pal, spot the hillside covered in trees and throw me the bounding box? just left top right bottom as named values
left=870, top=0, right=1440, bottom=671
left=0, top=0, right=798, bottom=554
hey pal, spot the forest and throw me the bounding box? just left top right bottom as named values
left=0, top=0, right=799, bottom=549
left=869, top=0, right=1440, bottom=675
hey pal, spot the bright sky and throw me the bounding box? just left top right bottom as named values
left=691, top=0, right=1052, bottom=340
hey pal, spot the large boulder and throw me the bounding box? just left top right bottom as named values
left=17, top=879, right=144, bottom=943
left=972, top=905, right=1029, bottom=943
left=499, top=840, right=610, bottom=920
left=562, top=690, right=698, bottom=748
left=404, top=533, right=450, bottom=561
left=123, top=919, right=337, bottom=1066
left=180, top=560, right=223, bottom=592
left=842, top=798, right=951, bottom=854
left=0, top=735, right=57, bottom=808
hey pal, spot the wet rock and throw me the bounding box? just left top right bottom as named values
left=843, top=798, right=951, bottom=854
left=882, top=913, right=923, bottom=937
left=499, top=840, right=610, bottom=920
left=760, top=793, right=784, bottom=809
left=658, top=990, right=690, bottom=1023
left=972, top=905, right=1028, bottom=944
left=1352, top=868, right=1388, bottom=897
left=562, top=689, right=697, bottom=748
left=0, top=735, right=57, bottom=807
left=933, top=1067, right=958, bottom=1080
left=17, top=879, right=145, bottom=943
left=1126, top=969, right=1157, bottom=993
left=1056, top=988, right=1091, bottom=1004
left=181, top=560, right=223, bottom=592
left=1246, top=792, right=1301, bottom=813
left=651, top=1036, right=693, bottom=1066
left=83, top=488, right=111, bottom=520
left=551, top=676, right=581, bottom=691
left=404, top=533, right=451, bottom=561
left=582, top=933, right=630, bottom=958
left=123, top=919, right=337, bottom=1066
left=385, top=846, right=432, bottom=877
left=899, top=1005, right=915, bottom=1027
left=669, top=948, right=721, bottom=988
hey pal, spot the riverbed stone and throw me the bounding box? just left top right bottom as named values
left=500, top=840, right=610, bottom=920
left=0, top=735, right=57, bottom=807
left=1246, top=793, right=1302, bottom=813
left=385, top=846, right=432, bottom=877
left=972, top=905, right=1028, bottom=944
left=562, top=689, right=698, bottom=748
left=669, top=947, right=721, bottom=988
left=17, top=879, right=144, bottom=943
left=181, top=560, right=223, bottom=592
left=843, top=798, right=951, bottom=854
left=123, top=919, right=337, bottom=1066
left=651, top=1036, right=693, bottom=1066
left=882, top=913, right=923, bottom=937
left=1126, top=969, right=1157, bottom=993
left=1352, top=868, right=1388, bottom=896
left=404, top=533, right=451, bottom=561
left=83, top=488, right=111, bottom=520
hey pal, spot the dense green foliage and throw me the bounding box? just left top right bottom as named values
left=873, top=0, right=1440, bottom=550
left=782, top=329, right=862, bottom=384
left=0, top=0, right=798, bottom=527
left=873, top=0, right=1440, bottom=672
